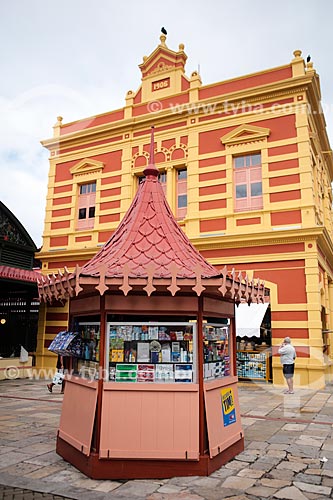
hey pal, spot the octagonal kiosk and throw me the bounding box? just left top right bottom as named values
left=38, top=129, right=268, bottom=479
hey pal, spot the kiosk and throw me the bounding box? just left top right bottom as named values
left=38, top=130, right=268, bottom=479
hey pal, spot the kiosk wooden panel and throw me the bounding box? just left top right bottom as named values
left=100, top=383, right=199, bottom=459
left=58, top=377, right=98, bottom=456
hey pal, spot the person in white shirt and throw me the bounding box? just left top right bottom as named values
left=278, top=337, right=296, bottom=394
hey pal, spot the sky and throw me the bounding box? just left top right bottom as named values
left=1, top=0, right=333, bottom=248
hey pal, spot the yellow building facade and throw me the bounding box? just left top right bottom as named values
left=37, top=35, right=333, bottom=388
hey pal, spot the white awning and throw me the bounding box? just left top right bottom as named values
left=235, top=302, right=269, bottom=338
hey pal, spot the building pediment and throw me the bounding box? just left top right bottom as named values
left=140, top=50, right=187, bottom=78
left=70, top=159, right=104, bottom=176
left=139, top=45, right=187, bottom=78
left=221, top=124, right=270, bottom=146
left=139, top=38, right=187, bottom=80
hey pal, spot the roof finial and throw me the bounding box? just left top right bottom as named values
left=143, top=126, right=159, bottom=178
left=160, top=27, right=167, bottom=47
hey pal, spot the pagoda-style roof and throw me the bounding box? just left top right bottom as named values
left=37, top=129, right=266, bottom=304
left=80, top=166, right=219, bottom=281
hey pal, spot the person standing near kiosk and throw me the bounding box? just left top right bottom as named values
left=278, top=337, right=296, bottom=394
left=47, top=354, right=65, bottom=393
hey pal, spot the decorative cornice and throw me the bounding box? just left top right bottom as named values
left=221, top=124, right=270, bottom=146
left=147, top=63, right=174, bottom=76
left=37, top=263, right=266, bottom=304
left=69, top=158, right=104, bottom=176
left=41, top=74, right=314, bottom=154
left=191, top=226, right=325, bottom=252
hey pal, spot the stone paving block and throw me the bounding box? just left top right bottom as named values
left=294, top=472, right=322, bottom=484
left=216, top=496, right=249, bottom=500
left=240, top=417, right=258, bottom=426
left=319, top=450, right=333, bottom=460
left=246, top=485, right=278, bottom=497
left=267, top=443, right=290, bottom=451
left=250, top=461, right=277, bottom=472
left=322, top=439, right=333, bottom=451
left=288, top=455, right=318, bottom=464
left=321, top=469, right=333, bottom=477
left=234, top=451, right=260, bottom=462
left=282, top=423, right=307, bottom=431
left=273, top=485, right=308, bottom=499
left=191, top=486, right=240, bottom=500
left=246, top=440, right=268, bottom=450
left=295, top=435, right=325, bottom=447
left=224, top=460, right=250, bottom=471
left=51, top=485, right=107, bottom=499
left=0, top=461, right=42, bottom=476
left=237, top=468, right=265, bottom=478
left=92, top=480, right=122, bottom=493
left=0, top=472, right=73, bottom=496
left=43, top=468, right=83, bottom=484
left=0, top=451, right=34, bottom=469
left=0, top=445, right=17, bottom=455
left=24, top=455, right=62, bottom=467
left=189, top=477, right=221, bottom=488
left=305, top=495, right=329, bottom=500
left=246, top=410, right=272, bottom=417
left=308, top=422, right=332, bottom=430
left=221, top=476, right=256, bottom=489
left=304, top=467, right=322, bottom=475
left=321, top=476, right=333, bottom=487
left=287, top=444, right=320, bottom=458
left=276, top=461, right=306, bottom=473
left=109, top=480, right=161, bottom=497
left=204, top=487, right=245, bottom=499
left=268, top=435, right=295, bottom=445
left=147, top=492, right=204, bottom=500
left=303, top=428, right=330, bottom=437
left=8, top=436, right=50, bottom=449
left=210, top=468, right=234, bottom=479
left=293, top=480, right=332, bottom=495
left=71, top=478, right=102, bottom=490
left=24, top=464, right=73, bottom=480
left=20, top=443, right=56, bottom=457
left=157, top=483, right=185, bottom=494
left=260, top=477, right=291, bottom=488
left=168, top=476, right=200, bottom=486
left=256, top=455, right=283, bottom=466
left=266, top=449, right=287, bottom=459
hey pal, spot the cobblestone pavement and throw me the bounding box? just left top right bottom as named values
left=1, top=379, right=333, bottom=499
left=0, top=484, right=70, bottom=499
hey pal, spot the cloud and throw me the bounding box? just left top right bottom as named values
left=0, top=167, right=46, bottom=248
left=0, top=84, right=98, bottom=245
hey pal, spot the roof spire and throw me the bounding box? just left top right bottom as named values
left=149, top=126, right=155, bottom=164
left=143, top=126, right=159, bottom=178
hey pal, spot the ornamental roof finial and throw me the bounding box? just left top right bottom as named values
left=143, top=126, right=159, bottom=178
left=160, top=27, right=167, bottom=47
